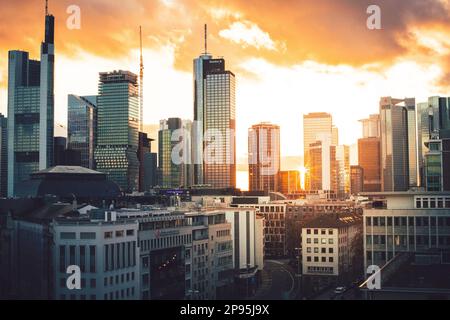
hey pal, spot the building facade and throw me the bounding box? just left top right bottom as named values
left=7, top=11, right=55, bottom=197
left=363, top=192, right=450, bottom=270
left=303, top=113, right=333, bottom=191
left=379, top=97, right=418, bottom=192
left=278, top=170, right=301, bottom=196
left=0, top=114, right=7, bottom=197
left=248, top=123, right=280, bottom=194
left=67, top=95, right=97, bottom=169
left=350, top=165, right=364, bottom=195
left=94, top=71, right=140, bottom=193
left=358, top=137, right=381, bottom=192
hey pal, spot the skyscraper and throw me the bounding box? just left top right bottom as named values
left=248, top=123, right=280, bottom=193
left=193, top=25, right=236, bottom=189
left=350, top=165, right=364, bottom=195
left=303, top=112, right=333, bottom=191
left=417, top=97, right=450, bottom=186
left=67, top=95, right=97, bottom=169
left=358, top=137, right=381, bottom=192
left=7, top=7, right=55, bottom=197
left=336, top=145, right=350, bottom=198
left=138, top=132, right=152, bottom=192
left=308, top=138, right=338, bottom=194
left=94, top=71, right=140, bottom=193
left=278, top=170, right=301, bottom=195
left=0, top=114, right=7, bottom=197
left=360, top=114, right=380, bottom=138
left=358, top=114, right=381, bottom=192
left=379, top=97, right=418, bottom=191
left=158, top=118, right=192, bottom=188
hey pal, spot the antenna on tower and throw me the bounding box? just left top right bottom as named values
left=204, top=24, right=208, bottom=55
left=45, top=0, right=48, bottom=15
left=139, top=26, right=144, bottom=132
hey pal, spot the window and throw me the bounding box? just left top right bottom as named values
left=126, top=229, right=134, bottom=236
left=307, top=257, right=311, bottom=262
left=314, top=248, right=319, bottom=253
left=321, top=248, right=326, bottom=253
left=307, top=229, right=311, bottom=235
left=80, top=232, right=96, bottom=240
left=104, top=232, right=113, bottom=239
left=90, top=279, right=96, bottom=289
left=61, top=232, right=76, bottom=239
left=329, top=257, right=334, bottom=263
left=307, top=247, right=312, bottom=253
left=89, top=246, right=96, bottom=273
left=321, top=238, right=327, bottom=244
left=329, top=248, right=334, bottom=254
left=116, top=230, right=124, bottom=237
left=329, top=239, right=334, bottom=244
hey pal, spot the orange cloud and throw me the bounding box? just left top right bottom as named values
left=1, top=0, right=450, bottom=88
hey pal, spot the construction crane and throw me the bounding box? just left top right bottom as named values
left=139, top=26, right=144, bottom=132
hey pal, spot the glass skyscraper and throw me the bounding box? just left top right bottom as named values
left=7, top=10, right=55, bottom=197
left=248, top=123, right=280, bottom=193
left=0, top=114, right=7, bottom=197
left=158, top=118, right=192, bottom=188
left=94, top=71, right=140, bottom=193
left=379, top=97, right=418, bottom=191
left=193, top=52, right=236, bottom=188
left=67, top=95, right=97, bottom=169
left=303, top=112, right=333, bottom=191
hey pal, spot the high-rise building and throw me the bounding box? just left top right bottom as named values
left=158, top=118, right=193, bottom=188
left=424, top=138, right=450, bottom=191
left=193, top=27, right=236, bottom=189
left=138, top=132, right=151, bottom=192
left=358, top=137, right=381, bottom=192
left=417, top=97, right=450, bottom=187
left=67, top=95, right=97, bottom=169
left=94, top=71, right=140, bottom=193
left=379, top=97, right=418, bottom=191
left=7, top=9, right=55, bottom=197
left=248, top=123, right=280, bottom=193
left=53, top=137, right=67, bottom=165
left=336, top=145, right=350, bottom=198
left=308, top=137, right=338, bottom=195
left=278, top=170, right=301, bottom=195
left=350, top=165, right=364, bottom=195
left=359, top=114, right=380, bottom=138
left=0, top=114, right=7, bottom=197
left=303, top=113, right=333, bottom=191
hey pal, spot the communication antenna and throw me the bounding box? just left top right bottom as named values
left=204, top=24, right=208, bottom=55
left=139, top=26, right=144, bottom=132
left=45, top=0, right=49, bottom=15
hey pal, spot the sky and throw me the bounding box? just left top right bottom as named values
left=1, top=0, right=450, bottom=189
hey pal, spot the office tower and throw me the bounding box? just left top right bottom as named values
left=0, top=114, right=7, bottom=197
left=278, top=170, right=301, bottom=195
left=158, top=118, right=192, bottom=188
left=137, top=132, right=151, bottom=192
left=53, top=137, right=66, bottom=165
left=308, top=137, right=338, bottom=195
left=248, top=123, right=280, bottom=193
left=193, top=26, right=236, bottom=188
left=95, top=71, right=140, bottom=193
left=360, top=114, right=380, bottom=138
left=303, top=113, right=333, bottom=191
left=417, top=97, right=450, bottom=186
left=336, top=145, right=350, bottom=198
left=379, top=97, right=418, bottom=191
left=7, top=8, right=55, bottom=197
left=350, top=165, right=364, bottom=195
left=358, top=137, right=381, bottom=192
left=332, top=126, right=339, bottom=146
left=424, top=139, right=450, bottom=191
left=67, top=95, right=97, bottom=169
left=143, top=153, right=157, bottom=190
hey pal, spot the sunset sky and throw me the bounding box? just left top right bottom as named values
left=1, top=0, right=450, bottom=189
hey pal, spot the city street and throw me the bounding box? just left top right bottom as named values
left=253, top=260, right=297, bottom=300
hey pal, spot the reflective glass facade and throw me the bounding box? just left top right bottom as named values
left=248, top=123, right=280, bottom=193
left=95, top=71, right=139, bottom=193
left=379, top=97, right=417, bottom=191
left=7, top=14, right=55, bottom=197
left=0, top=114, right=7, bottom=197
left=204, top=72, right=236, bottom=189
left=68, top=95, right=97, bottom=169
